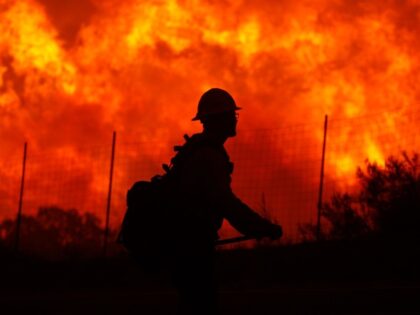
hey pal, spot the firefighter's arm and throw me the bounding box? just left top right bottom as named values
left=222, top=194, right=282, bottom=240
left=199, top=147, right=282, bottom=239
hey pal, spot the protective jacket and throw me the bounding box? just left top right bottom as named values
left=172, top=132, right=274, bottom=243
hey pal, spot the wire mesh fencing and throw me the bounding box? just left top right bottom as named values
left=2, top=110, right=420, bottom=256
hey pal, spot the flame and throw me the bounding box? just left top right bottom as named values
left=1, top=1, right=76, bottom=96
left=1, top=0, right=420, bottom=240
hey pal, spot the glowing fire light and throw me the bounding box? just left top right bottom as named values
left=1, top=0, right=419, bottom=235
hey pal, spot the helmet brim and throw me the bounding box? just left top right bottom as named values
left=192, top=106, right=241, bottom=121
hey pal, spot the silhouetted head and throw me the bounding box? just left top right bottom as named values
left=192, top=88, right=240, bottom=139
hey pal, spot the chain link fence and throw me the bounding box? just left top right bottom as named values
left=1, top=110, right=419, bottom=255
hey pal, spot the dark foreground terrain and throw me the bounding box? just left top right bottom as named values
left=1, top=241, right=419, bottom=315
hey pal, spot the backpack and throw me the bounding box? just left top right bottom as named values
left=117, top=134, right=216, bottom=271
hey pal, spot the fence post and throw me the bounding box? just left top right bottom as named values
left=316, top=115, right=328, bottom=241
left=15, top=142, right=27, bottom=252
left=103, top=131, right=116, bottom=257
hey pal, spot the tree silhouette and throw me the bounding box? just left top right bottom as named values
left=358, top=152, right=420, bottom=241
left=0, top=207, right=104, bottom=260
left=321, top=192, right=371, bottom=240
left=300, top=152, right=420, bottom=242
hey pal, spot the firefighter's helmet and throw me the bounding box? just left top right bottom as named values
left=192, top=88, right=241, bottom=121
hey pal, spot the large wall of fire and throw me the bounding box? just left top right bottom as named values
left=1, top=0, right=419, bottom=239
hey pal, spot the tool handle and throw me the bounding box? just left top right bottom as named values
left=215, top=235, right=256, bottom=246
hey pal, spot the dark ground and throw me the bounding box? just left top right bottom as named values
left=1, top=241, right=419, bottom=315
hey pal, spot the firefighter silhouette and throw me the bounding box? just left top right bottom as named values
left=170, top=88, right=283, bottom=315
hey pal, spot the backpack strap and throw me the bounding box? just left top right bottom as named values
left=162, top=133, right=233, bottom=178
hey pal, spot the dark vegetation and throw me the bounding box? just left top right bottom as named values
left=0, top=206, right=119, bottom=260
left=300, top=152, right=420, bottom=243
left=1, top=239, right=419, bottom=314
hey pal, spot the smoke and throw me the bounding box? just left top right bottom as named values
left=36, top=0, right=97, bottom=46
left=2, top=0, right=419, bottom=139
left=1, top=0, right=419, bottom=236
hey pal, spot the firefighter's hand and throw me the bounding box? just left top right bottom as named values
left=266, top=223, right=283, bottom=240
left=250, top=222, right=283, bottom=241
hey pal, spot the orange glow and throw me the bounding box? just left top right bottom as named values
left=1, top=0, right=419, bottom=238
